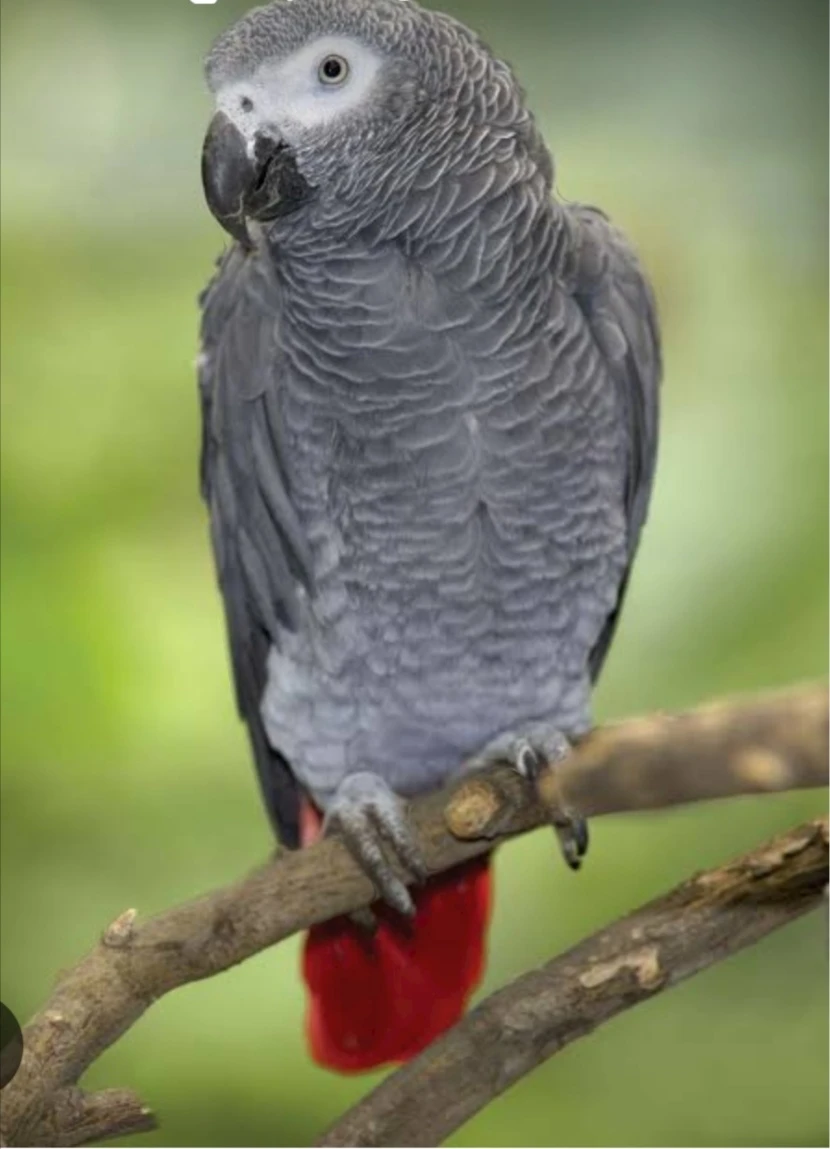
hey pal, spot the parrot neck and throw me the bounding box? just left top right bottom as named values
left=271, top=157, right=563, bottom=300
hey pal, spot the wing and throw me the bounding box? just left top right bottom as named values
left=566, top=204, right=662, bottom=682
left=198, top=243, right=314, bottom=847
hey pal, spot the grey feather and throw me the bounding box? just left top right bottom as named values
left=199, top=244, right=315, bottom=846
left=565, top=205, right=661, bottom=681
left=198, top=0, right=662, bottom=839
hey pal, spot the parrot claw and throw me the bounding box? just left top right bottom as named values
left=347, top=906, right=379, bottom=934
left=514, top=739, right=589, bottom=870
left=468, top=725, right=589, bottom=871
left=323, top=772, right=426, bottom=916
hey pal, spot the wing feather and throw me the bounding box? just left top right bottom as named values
left=198, top=245, right=312, bottom=847
left=567, top=205, right=662, bottom=681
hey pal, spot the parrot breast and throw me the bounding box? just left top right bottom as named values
left=260, top=205, right=628, bottom=810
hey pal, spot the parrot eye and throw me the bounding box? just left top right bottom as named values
left=318, top=55, right=349, bottom=85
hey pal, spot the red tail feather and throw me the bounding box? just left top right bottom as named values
left=299, top=799, right=492, bottom=1072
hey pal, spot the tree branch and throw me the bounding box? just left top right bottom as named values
left=21, top=1090, right=155, bottom=1149
left=0, top=683, right=826, bottom=1146
left=318, top=816, right=829, bottom=1148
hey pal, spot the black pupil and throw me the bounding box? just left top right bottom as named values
left=322, top=57, right=343, bottom=80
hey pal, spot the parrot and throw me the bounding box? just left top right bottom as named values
left=197, top=0, right=661, bottom=1073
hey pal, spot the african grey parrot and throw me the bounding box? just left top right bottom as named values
left=198, top=0, right=660, bottom=1071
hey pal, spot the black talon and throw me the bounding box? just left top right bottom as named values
left=469, top=728, right=590, bottom=874
left=552, top=811, right=590, bottom=871
left=348, top=906, right=379, bottom=934
left=574, top=816, right=589, bottom=857
left=519, top=742, right=589, bottom=873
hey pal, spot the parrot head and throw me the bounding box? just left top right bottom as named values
left=202, top=0, right=545, bottom=246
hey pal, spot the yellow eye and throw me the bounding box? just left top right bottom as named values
left=318, top=55, right=349, bottom=85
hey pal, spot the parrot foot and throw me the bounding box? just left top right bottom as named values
left=323, top=772, right=427, bottom=916
left=347, top=906, right=379, bottom=934
left=467, top=725, right=589, bottom=870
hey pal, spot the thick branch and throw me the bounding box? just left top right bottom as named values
left=0, top=683, right=826, bottom=1146
left=319, top=817, right=830, bottom=1148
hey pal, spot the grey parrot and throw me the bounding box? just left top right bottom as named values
left=198, top=0, right=660, bottom=1071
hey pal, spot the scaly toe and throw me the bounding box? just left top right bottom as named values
left=370, top=803, right=428, bottom=884
left=515, top=740, right=544, bottom=779
left=324, top=772, right=422, bottom=915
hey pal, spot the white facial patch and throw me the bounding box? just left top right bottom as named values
left=216, top=35, right=383, bottom=148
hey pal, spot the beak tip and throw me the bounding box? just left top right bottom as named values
left=201, top=112, right=256, bottom=245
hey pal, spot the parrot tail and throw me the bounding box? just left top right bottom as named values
left=299, top=798, right=493, bottom=1073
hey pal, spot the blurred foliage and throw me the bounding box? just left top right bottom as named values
left=1, top=0, right=827, bottom=1146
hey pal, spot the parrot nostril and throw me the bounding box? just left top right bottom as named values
left=240, top=96, right=254, bottom=113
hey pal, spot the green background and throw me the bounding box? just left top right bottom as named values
left=1, top=0, right=827, bottom=1145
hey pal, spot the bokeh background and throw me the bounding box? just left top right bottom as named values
left=1, top=0, right=827, bottom=1145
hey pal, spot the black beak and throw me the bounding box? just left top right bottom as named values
left=201, top=112, right=313, bottom=247
left=201, top=112, right=254, bottom=246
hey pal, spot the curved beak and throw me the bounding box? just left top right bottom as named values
left=201, top=112, right=254, bottom=246
left=201, top=112, right=313, bottom=246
